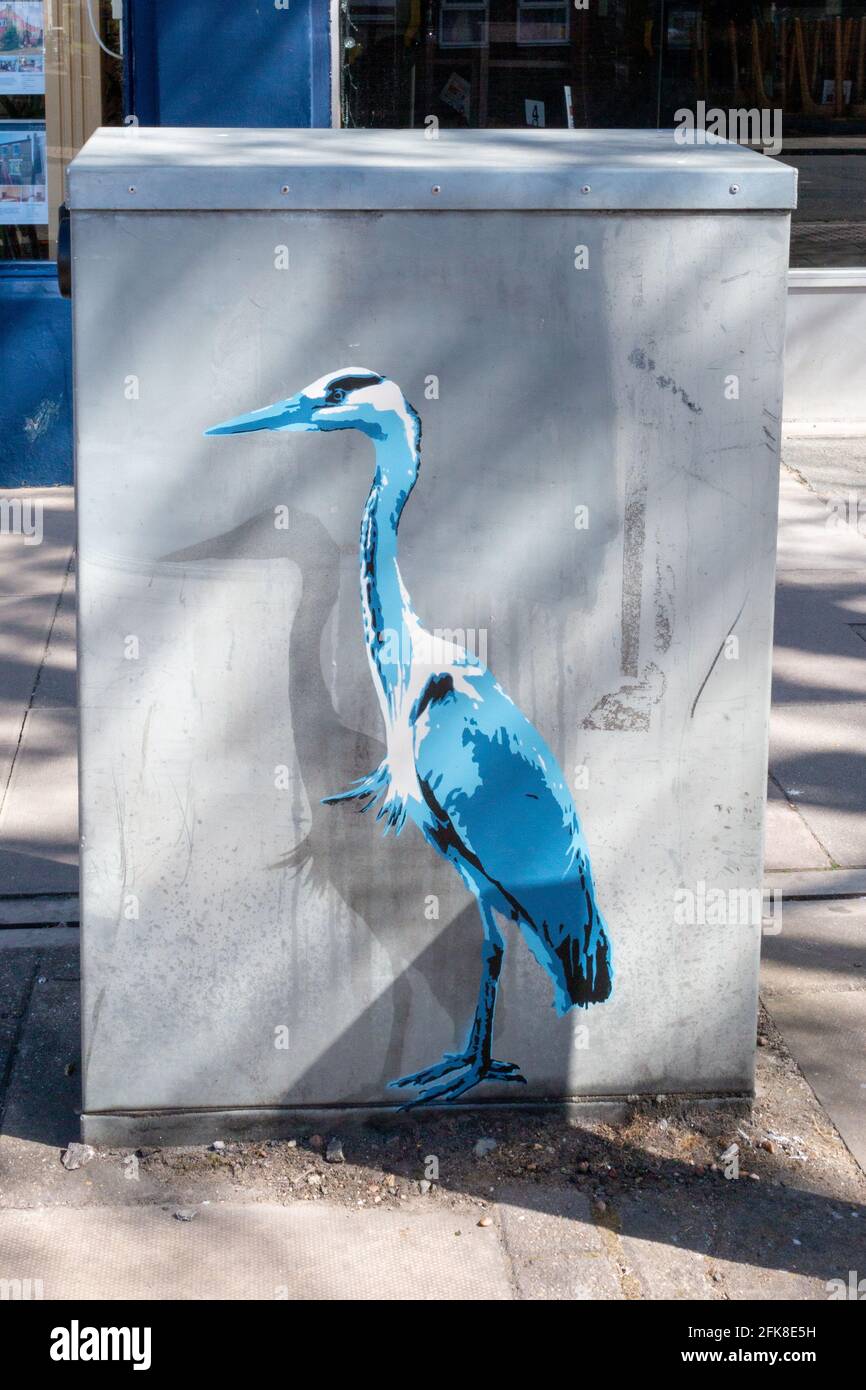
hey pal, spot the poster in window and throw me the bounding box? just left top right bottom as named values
left=0, top=2, right=45, bottom=95
left=0, top=123, right=47, bottom=224
left=440, top=72, right=471, bottom=119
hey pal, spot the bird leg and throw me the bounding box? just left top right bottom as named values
left=389, top=903, right=526, bottom=1107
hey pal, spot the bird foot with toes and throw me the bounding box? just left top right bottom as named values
left=390, top=1052, right=526, bottom=1107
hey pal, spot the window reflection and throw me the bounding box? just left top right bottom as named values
left=0, top=0, right=46, bottom=258
left=0, top=0, right=123, bottom=262
left=341, top=0, right=866, bottom=266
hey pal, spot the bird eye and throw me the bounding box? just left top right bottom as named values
left=326, top=387, right=346, bottom=405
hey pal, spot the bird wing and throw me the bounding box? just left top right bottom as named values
left=412, top=664, right=612, bottom=1011
left=412, top=666, right=585, bottom=901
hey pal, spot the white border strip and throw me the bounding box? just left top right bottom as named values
left=330, top=0, right=341, bottom=128
left=789, top=267, right=866, bottom=290
left=783, top=421, right=866, bottom=438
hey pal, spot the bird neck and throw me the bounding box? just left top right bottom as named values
left=360, top=413, right=421, bottom=716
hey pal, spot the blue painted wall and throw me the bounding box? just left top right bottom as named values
left=3, top=0, right=332, bottom=489
left=0, top=267, right=73, bottom=489
left=128, top=0, right=331, bottom=128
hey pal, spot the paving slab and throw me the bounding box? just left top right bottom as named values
left=0, top=899, right=79, bottom=926
left=0, top=591, right=64, bottom=792
left=768, top=466, right=866, bottom=870
left=0, top=491, right=76, bottom=898
left=0, top=926, right=79, bottom=950
left=31, top=565, right=76, bottom=711
left=0, top=948, right=39, bottom=1021
left=0, top=590, right=65, bottom=710
left=0, top=489, right=74, bottom=781
left=761, top=897, right=866, bottom=1174
left=765, top=869, right=866, bottom=898
left=0, top=955, right=80, bottom=1150
left=782, top=438, right=866, bottom=500
left=764, top=777, right=831, bottom=872
left=0, top=489, right=75, bottom=602
left=0, top=707, right=78, bottom=896
left=498, top=1186, right=624, bottom=1299
left=707, top=1184, right=864, bottom=1300
left=497, top=1185, right=727, bottom=1300
left=775, top=468, right=866, bottom=573
left=497, top=1177, right=866, bottom=1300
left=0, top=1202, right=514, bottom=1300
left=761, top=991, right=866, bottom=1176
left=762, top=898, right=866, bottom=997
left=615, top=1191, right=720, bottom=1300
left=0, top=1018, right=16, bottom=1086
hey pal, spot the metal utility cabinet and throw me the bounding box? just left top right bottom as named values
left=68, top=129, right=797, bottom=1142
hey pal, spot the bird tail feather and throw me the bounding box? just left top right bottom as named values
left=521, top=890, right=613, bottom=1014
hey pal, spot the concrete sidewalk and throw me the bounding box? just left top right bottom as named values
left=768, top=449, right=866, bottom=875
left=0, top=928, right=864, bottom=1300
left=1, top=1184, right=862, bottom=1301
left=1, top=455, right=866, bottom=1300
left=0, top=488, right=77, bottom=904
left=758, top=442, right=866, bottom=1188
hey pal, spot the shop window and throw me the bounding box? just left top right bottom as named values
left=0, top=0, right=123, bottom=262
left=340, top=0, right=866, bottom=267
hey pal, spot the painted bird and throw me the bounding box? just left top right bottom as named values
left=206, top=368, right=613, bottom=1105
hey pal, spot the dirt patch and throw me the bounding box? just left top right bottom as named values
left=91, top=1006, right=865, bottom=1217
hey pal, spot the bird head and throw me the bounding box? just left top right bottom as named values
left=204, top=368, right=416, bottom=443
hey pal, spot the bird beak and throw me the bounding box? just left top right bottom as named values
left=204, top=393, right=310, bottom=436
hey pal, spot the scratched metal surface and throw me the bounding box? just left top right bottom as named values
left=73, top=201, right=789, bottom=1120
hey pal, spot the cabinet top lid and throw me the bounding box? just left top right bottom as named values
left=68, top=127, right=797, bottom=212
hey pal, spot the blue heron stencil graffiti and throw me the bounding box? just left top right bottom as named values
left=206, top=369, right=613, bottom=1105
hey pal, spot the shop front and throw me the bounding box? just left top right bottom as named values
left=0, top=1, right=122, bottom=486
left=342, top=0, right=866, bottom=269
left=340, top=1, right=866, bottom=430
left=1, top=0, right=863, bottom=487
left=0, top=0, right=328, bottom=487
